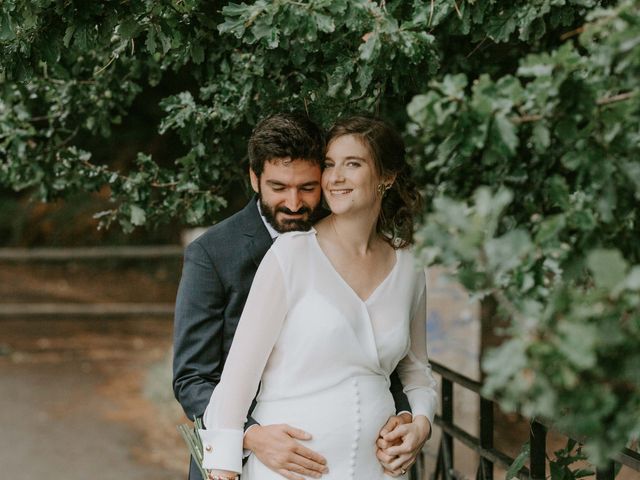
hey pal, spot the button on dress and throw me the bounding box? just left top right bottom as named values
left=200, top=229, right=438, bottom=479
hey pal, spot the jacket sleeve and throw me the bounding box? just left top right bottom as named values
left=389, top=369, right=412, bottom=414
left=172, top=240, right=258, bottom=430
left=172, top=240, right=225, bottom=420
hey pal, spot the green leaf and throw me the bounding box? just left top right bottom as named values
left=494, top=113, right=519, bottom=155
left=573, top=469, right=595, bottom=478
left=569, top=210, right=596, bottom=231
left=158, top=30, right=172, bottom=53
left=622, top=161, right=640, bottom=198
left=146, top=30, right=157, bottom=54
left=475, top=187, right=513, bottom=219
left=518, top=61, right=553, bottom=77
left=535, top=214, right=566, bottom=244
left=359, top=33, right=380, bottom=61
left=191, top=44, right=204, bottom=64
left=560, top=151, right=583, bottom=171
left=62, top=25, right=75, bottom=47
left=0, top=13, right=16, bottom=41
left=356, top=64, right=374, bottom=93
left=485, top=229, right=533, bottom=274
left=119, top=19, right=139, bottom=39
left=587, top=249, right=628, bottom=290
left=532, top=122, right=550, bottom=152
left=314, top=13, right=335, bottom=33
left=441, top=73, right=468, bottom=98
left=557, top=320, right=598, bottom=370
left=130, top=205, right=146, bottom=226
left=505, top=441, right=530, bottom=480
left=177, top=423, right=208, bottom=480
left=549, top=460, right=564, bottom=480
left=545, top=176, right=570, bottom=209
left=624, top=266, right=640, bottom=291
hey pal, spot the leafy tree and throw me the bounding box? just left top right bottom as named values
left=2, top=0, right=638, bottom=470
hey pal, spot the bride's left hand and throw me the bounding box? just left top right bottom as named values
left=377, top=416, right=431, bottom=476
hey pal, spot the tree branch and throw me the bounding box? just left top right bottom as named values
left=596, top=91, right=637, bottom=106
left=511, top=91, right=636, bottom=124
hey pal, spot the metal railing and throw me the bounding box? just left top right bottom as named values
left=427, top=361, right=640, bottom=480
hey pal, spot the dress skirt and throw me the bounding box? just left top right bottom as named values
left=245, top=374, right=409, bottom=480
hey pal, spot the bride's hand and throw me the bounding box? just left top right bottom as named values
left=378, top=416, right=431, bottom=476
left=207, top=469, right=238, bottom=480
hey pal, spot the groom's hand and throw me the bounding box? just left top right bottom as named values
left=377, top=415, right=431, bottom=477
left=243, top=424, right=328, bottom=480
left=376, top=413, right=412, bottom=476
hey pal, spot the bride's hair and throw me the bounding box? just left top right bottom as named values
left=326, top=115, right=422, bottom=249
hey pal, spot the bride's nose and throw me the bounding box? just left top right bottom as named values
left=326, top=166, right=345, bottom=184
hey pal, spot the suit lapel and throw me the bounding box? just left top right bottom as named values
left=240, top=197, right=273, bottom=267
left=248, top=222, right=273, bottom=267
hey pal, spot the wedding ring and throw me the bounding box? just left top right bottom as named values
left=401, top=468, right=406, bottom=474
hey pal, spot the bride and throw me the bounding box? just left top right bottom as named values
left=200, top=115, right=438, bottom=480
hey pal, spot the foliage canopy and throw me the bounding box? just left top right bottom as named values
left=2, top=0, right=639, bottom=469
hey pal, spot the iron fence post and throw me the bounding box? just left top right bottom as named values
left=529, top=421, right=546, bottom=480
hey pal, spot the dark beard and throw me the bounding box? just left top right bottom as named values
left=259, top=198, right=320, bottom=233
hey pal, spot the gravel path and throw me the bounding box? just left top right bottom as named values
left=0, top=318, right=186, bottom=480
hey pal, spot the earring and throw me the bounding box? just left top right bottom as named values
left=377, top=183, right=392, bottom=196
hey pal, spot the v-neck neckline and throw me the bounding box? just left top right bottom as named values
left=311, top=228, right=399, bottom=305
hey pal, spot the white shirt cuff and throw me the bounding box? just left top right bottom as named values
left=242, top=424, right=259, bottom=459
left=198, top=428, right=244, bottom=473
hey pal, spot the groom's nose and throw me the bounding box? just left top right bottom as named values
left=284, top=190, right=303, bottom=212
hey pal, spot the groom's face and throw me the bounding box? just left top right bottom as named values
left=250, top=158, right=322, bottom=233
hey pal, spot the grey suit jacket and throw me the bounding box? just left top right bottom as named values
left=172, top=197, right=410, bottom=480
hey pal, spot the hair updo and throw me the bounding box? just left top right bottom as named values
left=326, top=115, right=422, bottom=249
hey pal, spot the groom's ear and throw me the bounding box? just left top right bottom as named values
left=249, top=168, right=260, bottom=194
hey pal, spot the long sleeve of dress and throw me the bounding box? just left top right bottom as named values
left=199, top=249, right=288, bottom=473
left=395, top=274, right=438, bottom=426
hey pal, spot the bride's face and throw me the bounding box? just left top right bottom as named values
left=322, top=134, right=382, bottom=215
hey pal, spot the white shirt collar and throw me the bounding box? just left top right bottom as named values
left=257, top=199, right=279, bottom=240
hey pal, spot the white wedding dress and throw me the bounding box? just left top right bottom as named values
left=200, top=229, right=438, bottom=480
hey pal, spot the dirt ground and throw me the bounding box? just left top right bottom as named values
left=0, top=261, right=189, bottom=480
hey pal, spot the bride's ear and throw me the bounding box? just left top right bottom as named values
left=384, top=172, right=397, bottom=189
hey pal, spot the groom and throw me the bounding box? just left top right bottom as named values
left=173, top=112, right=422, bottom=480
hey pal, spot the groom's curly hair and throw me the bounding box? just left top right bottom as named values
left=326, top=115, right=422, bottom=249
left=248, top=112, right=325, bottom=176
